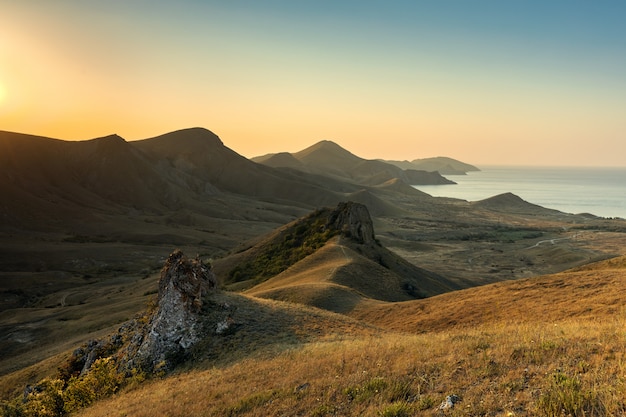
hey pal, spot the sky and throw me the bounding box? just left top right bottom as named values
left=1, top=1, right=625, bottom=166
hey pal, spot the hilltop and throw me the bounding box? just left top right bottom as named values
left=213, top=202, right=460, bottom=314
left=252, top=140, right=455, bottom=186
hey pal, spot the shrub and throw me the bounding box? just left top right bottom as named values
left=63, top=357, right=123, bottom=413
left=378, top=401, right=413, bottom=417
left=344, top=377, right=388, bottom=403
left=536, top=371, right=605, bottom=416
left=21, top=378, right=65, bottom=417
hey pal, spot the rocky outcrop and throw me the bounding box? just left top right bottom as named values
left=123, top=250, right=217, bottom=372
left=326, top=201, right=376, bottom=244
left=57, top=250, right=222, bottom=377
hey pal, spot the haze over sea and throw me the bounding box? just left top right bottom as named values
left=415, top=166, right=626, bottom=219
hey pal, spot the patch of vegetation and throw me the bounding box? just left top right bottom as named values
left=59, top=317, right=626, bottom=417
left=537, top=371, right=605, bottom=416
left=344, top=377, right=388, bottom=403
left=378, top=401, right=413, bottom=417
left=62, top=234, right=117, bottom=243
left=1, top=357, right=140, bottom=417
left=227, top=209, right=338, bottom=284
left=449, top=227, right=544, bottom=242
left=222, top=390, right=280, bottom=416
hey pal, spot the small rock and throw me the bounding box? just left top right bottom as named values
left=439, top=394, right=460, bottom=412
left=295, top=382, right=310, bottom=392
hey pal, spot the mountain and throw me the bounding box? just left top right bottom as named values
left=0, top=130, right=178, bottom=231
left=3, top=128, right=626, bottom=416
left=252, top=152, right=304, bottom=169
left=383, top=156, right=479, bottom=175
left=253, top=140, right=455, bottom=186
left=0, top=128, right=350, bottom=233
left=132, top=128, right=344, bottom=207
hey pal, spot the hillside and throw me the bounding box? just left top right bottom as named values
left=253, top=140, right=455, bottom=186
left=351, top=254, right=626, bottom=332
left=471, top=192, right=560, bottom=215
left=0, top=128, right=349, bottom=234
left=132, top=128, right=343, bottom=207
left=0, top=131, right=177, bottom=231
left=3, top=127, right=626, bottom=416
left=213, top=202, right=460, bottom=314
left=10, top=255, right=626, bottom=417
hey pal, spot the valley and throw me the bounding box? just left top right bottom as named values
left=1, top=128, right=626, bottom=416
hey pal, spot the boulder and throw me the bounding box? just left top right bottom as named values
left=125, top=250, right=217, bottom=372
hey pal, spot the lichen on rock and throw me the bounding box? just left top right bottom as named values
left=123, top=249, right=217, bottom=372
left=326, top=201, right=376, bottom=244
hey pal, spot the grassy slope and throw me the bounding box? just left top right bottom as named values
left=243, top=236, right=437, bottom=314
left=74, top=256, right=626, bottom=417
left=229, top=224, right=460, bottom=314
left=351, top=255, right=626, bottom=333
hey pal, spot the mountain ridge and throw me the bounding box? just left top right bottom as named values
left=214, top=202, right=460, bottom=314
left=253, top=140, right=456, bottom=186
left=2, top=128, right=626, bottom=416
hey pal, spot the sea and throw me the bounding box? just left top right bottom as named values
left=414, top=166, right=626, bottom=219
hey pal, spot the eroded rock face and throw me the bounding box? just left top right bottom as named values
left=125, top=250, right=217, bottom=372
left=326, top=201, right=376, bottom=244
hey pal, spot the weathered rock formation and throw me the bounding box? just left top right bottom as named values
left=124, top=250, right=217, bottom=372
left=326, top=201, right=376, bottom=244
left=58, top=250, right=222, bottom=378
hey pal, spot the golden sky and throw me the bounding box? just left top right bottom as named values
left=1, top=1, right=625, bottom=166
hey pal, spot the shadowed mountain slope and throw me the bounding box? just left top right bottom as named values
left=254, top=140, right=454, bottom=186
left=344, top=189, right=407, bottom=217
left=0, top=129, right=350, bottom=232
left=251, top=152, right=304, bottom=169
left=132, top=128, right=343, bottom=207
left=0, top=131, right=179, bottom=231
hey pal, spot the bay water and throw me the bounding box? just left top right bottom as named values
left=414, top=166, right=626, bottom=219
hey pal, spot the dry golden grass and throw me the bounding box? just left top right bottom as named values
left=351, top=255, right=626, bottom=333
left=70, top=256, right=626, bottom=417
left=76, top=317, right=626, bottom=417
left=243, top=234, right=459, bottom=316
left=5, top=128, right=626, bottom=416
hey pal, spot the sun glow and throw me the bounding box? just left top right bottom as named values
left=0, top=82, right=6, bottom=104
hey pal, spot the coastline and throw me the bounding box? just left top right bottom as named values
left=415, top=165, right=626, bottom=219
